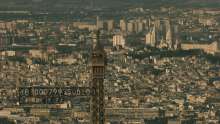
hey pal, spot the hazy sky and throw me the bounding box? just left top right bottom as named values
left=0, top=0, right=219, bottom=11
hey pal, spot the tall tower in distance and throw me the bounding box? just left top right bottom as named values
left=91, top=31, right=106, bottom=124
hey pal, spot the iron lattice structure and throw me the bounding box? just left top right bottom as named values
left=91, top=31, right=106, bottom=124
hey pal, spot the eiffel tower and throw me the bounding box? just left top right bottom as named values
left=91, top=31, right=106, bottom=124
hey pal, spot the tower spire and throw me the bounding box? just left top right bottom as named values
left=93, top=30, right=104, bottom=52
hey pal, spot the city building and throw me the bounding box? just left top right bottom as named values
left=120, top=19, right=127, bottom=32
left=0, top=33, right=8, bottom=50
left=145, top=27, right=156, bottom=47
left=181, top=41, right=220, bottom=55
left=136, top=19, right=144, bottom=33
left=112, top=34, right=126, bottom=48
left=107, top=20, right=114, bottom=32
left=97, top=16, right=104, bottom=30
left=165, top=20, right=172, bottom=49
left=29, top=49, right=48, bottom=60
left=73, top=22, right=97, bottom=31
left=127, top=21, right=134, bottom=33
left=144, top=117, right=168, bottom=124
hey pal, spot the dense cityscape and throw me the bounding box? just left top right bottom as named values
left=0, top=1, right=220, bottom=124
